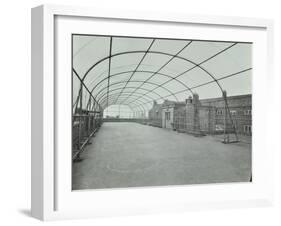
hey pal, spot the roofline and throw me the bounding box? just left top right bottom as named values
left=200, top=93, right=252, bottom=102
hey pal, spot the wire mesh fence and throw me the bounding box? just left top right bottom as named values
left=72, top=113, right=102, bottom=161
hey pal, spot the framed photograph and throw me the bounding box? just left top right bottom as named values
left=31, top=4, right=274, bottom=221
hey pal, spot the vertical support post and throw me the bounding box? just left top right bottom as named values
left=87, top=97, right=91, bottom=136
left=193, top=93, right=200, bottom=134
left=78, top=83, right=83, bottom=152
left=222, top=90, right=239, bottom=143
left=118, top=104, right=120, bottom=118
left=223, top=90, right=228, bottom=143
left=106, top=37, right=113, bottom=108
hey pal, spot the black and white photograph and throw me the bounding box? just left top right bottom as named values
left=71, top=34, right=252, bottom=190
left=0, top=0, right=278, bottom=223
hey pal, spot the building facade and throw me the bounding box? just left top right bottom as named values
left=148, top=100, right=163, bottom=127
left=148, top=94, right=252, bottom=136
left=200, top=94, right=252, bottom=135
left=161, top=100, right=186, bottom=129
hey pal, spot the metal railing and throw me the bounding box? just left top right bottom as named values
left=72, top=111, right=102, bottom=161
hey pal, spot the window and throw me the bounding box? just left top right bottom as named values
left=230, top=110, right=237, bottom=115
left=216, top=109, right=223, bottom=115
left=244, top=125, right=252, bottom=134
left=244, top=109, right=252, bottom=115
left=165, top=112, right=170, bottom=120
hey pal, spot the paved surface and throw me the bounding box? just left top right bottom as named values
left=72, top=122, right=251, bottom=190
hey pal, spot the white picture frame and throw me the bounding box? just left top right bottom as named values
left=31, top=4, right=274, bottom=221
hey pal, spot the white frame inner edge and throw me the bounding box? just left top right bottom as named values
left=31, top=4, right=274, bottom=221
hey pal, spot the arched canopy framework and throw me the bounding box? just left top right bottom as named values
left=72, top=35, right=252, bottom=118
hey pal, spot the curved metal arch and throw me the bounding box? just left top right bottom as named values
left=102, top=101, right=146, bottom=113
left=102, top=98, right=152, bottom=110
left=103, top=106, right=145, bottom=117
left=99, top=91, right=153, bottom=106
left=102, top=107, right=142, bottom=118
left=99, top=94, right=153, bottom=114
left=124, top=61, right=228, bottom=105
left=89, top=99, right=103, bottom=112
left=96, top=86, right=163, bottom=105
left=99, top=92, right=153, bottom=107
left=86, top=63, right=152, bottom=87
left=133, top=67, right=252, bottom=108
left=87, top=70, right=194, bottom=98
left=86, top=63, right=187, bottom=88
left=101, top=98, right=149, bottom=119
left=102, top=101, right=147, bottom=114
left=101, top=96, right=148, bottom=113
left=72, top=68, right=102, bottom=110
left=127, top=105, right=148, bottom=119
left=81, top=50, right=231, bottom=94
left=92, top=80, right=178, bottom=104
left=98, top=92, right=154, bottom=110
left=99, top=95, right=154, bottom=114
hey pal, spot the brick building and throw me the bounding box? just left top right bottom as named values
left=200, top=94, right=252, bottom=135
left=148, top=100, right=163, bottom=127
left=161, top=100, right=186, bottom=129
left=148, top=93, right=252, bottom=136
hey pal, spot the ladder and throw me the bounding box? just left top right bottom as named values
left=222, top=91, right=239, bottom=143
